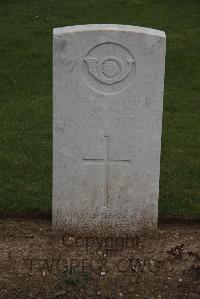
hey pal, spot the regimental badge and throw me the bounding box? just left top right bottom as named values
left=82, top=42, right=136, bottom=94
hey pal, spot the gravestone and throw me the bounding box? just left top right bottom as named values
left=53, top=24, right=166, bottom=234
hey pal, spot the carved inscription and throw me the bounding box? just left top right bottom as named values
left=64, top=114, right=153, bottom=130
left=82, top=42, right=136, bottom=94
left=65, top=116, right=81, bottom=128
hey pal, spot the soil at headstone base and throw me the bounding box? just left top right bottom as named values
left=0, top=219, right=199, bottom=299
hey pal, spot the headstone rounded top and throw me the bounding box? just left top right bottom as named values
left=53, top=24, right=166, bottom=39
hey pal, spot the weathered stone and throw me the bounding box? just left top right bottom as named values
left=53, top=24, right=166, bottom=234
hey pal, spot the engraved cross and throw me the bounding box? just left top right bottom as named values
left=83, top=136, right=130, bottom=208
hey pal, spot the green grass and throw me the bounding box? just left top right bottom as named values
left=63, top=268, right=91, bottom=289
left=0, top=0, right=199, bottom=217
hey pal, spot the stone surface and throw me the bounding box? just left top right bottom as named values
left=53, top=24, right=166, bottom=234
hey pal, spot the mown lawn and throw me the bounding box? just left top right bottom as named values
left=0, top=0, right=199, bottom=217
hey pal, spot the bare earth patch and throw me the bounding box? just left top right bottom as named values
left=0, top=219, right=199, bottom=298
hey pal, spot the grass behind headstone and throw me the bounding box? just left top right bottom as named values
left=0, top=0, right=199, bottom=217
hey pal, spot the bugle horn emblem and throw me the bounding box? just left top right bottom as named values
left=85, top=56, right=134, bottom=85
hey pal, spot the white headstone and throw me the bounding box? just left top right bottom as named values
left=53, top=24, right=166, bottom=234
